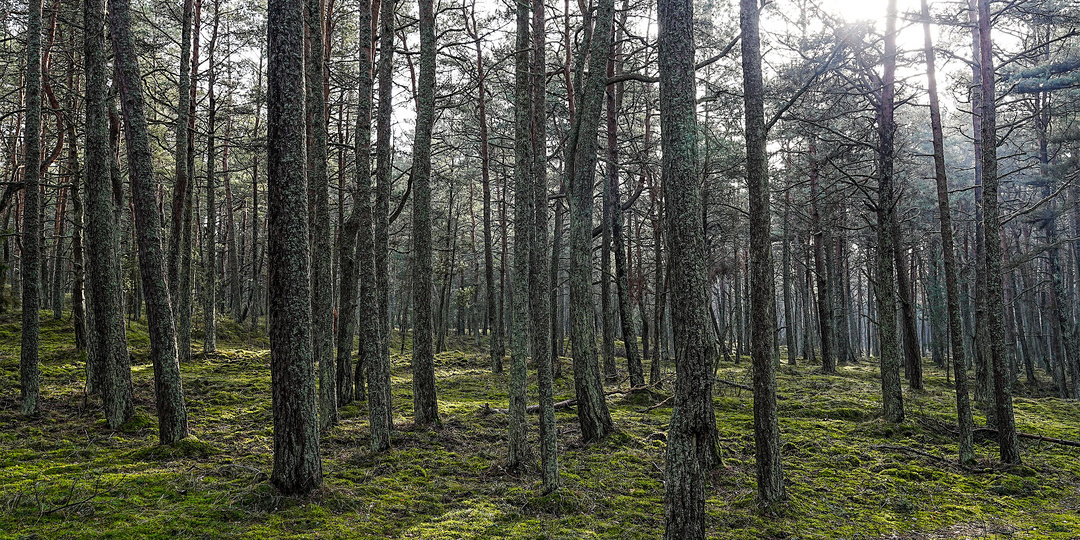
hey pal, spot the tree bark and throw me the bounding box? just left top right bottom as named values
left=109, top=0, right=190, bottom=443
left=411, top=0, right=440, bottom=428
left=741, top=0, right=785, bottom=507
left=267, top=0, right=323, bottom=494
left=21, top=0, right=42, bottom=417
left=659, top=0, right=719, bottom=534
left=976, top=0, right=1020, bottom=464
left=876, top=0, right=904, bottom=423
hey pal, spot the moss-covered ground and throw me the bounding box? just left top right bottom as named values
left=2, top=313, right=1080, bottom=538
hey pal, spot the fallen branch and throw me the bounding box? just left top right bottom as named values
left=974, top=428, right=1080, bottom=449
left=481, top=399, right=577, bottom=416
left=638, top=395, right=673, bottom=413
left=481, top=385, right=665, bottom=416
left=716, top=378, right=753, bottom=392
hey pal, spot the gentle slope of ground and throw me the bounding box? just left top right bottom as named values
left=2, top=313, right=1079, bottom=539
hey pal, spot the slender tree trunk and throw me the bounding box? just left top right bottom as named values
left=167, top=0, right=194, bottom=342
left=976, top=0, right=1020, bottom=464
left=338, top=0, right=376, bottom=409
left=922, top=0, right=974, bottom=463
left=374, top=0, right=395, bottom=436
left=267, top=0, right=322, bottom=494
left=204, top=7, right=219, bottom=354
left=410, top=0, right=440, bottom=428
left=508, top=0, right=532, bottom=469
left=359, top=0, right=387, bottom=450
left=567, top=0, right=615, bottom=443
left=109, top=0, right=190, bottom=443
left=20, top=0, right=43, bottom=417
left=530, top=0, right=557, bottom=491
left=304, top=0, right=336, bottom=429
left=810, top=145, right=834, bottom=373
left=876, top=0, right=904, bottom=423
left=741, top=0, right=785, bottom=506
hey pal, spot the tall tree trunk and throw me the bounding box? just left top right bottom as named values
left=876, top=0, right=904, bottom=423
left=894, top=232, right=922, bottom=388
left=84, top=0, right=134, bottom=428
left=267, top=0, right=322, bottom=494
left=108, top=0, right=190, bottom=443
left=508, top=0, right=532, bottom=469
left=567, top=0, right=615, bottom=443
left=167, top=0, right=194, bottom=340
left=204, top=6, right=219, bottom=354
left=20, top=0, right=43, bottom=417
left=359, top=0, right=388, bottom=450
left=810, top=145, right=834, bottom=373
left=660, top=0, right=719, bottom=533
left=741, top=0, right=785, bottom=506
left=177, top=0, right=202, bottom=366
left=374, top=0, right=395, bottom=435
left=606, top=10, right=643, bottom=388
left=530, top=0, right=557, bottom=492
left=305, top=0, right=336, bottom=430
left=976, top=0, right=1020, bottom=464
left=922, top=0, right=974, bottom=463
left=411, top=0, right=440, bottom=428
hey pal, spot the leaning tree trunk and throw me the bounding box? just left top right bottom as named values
left=109, top=0, right=190, bottom=444
left=922, top=0, right=974, bottom=463
left=267, top=0, right=322, bottom=494
left=566, top=0, right=615, bottom=443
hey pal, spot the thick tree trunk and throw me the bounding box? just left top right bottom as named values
left=109, top=0, right=190, bottom=443
left=267, top=0, right=322, bottom=494
left=84, top=0, right=134, bottom=429
left=659, top=0, right=719, bottom=534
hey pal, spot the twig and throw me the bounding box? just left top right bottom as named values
left=638, top=395, right=673, bottom=413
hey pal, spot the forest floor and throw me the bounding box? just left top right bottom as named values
left=2, top=314, right=1080, bottom=539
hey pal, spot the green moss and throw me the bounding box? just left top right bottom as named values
left=2, top=314, right=1080, bottom=538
